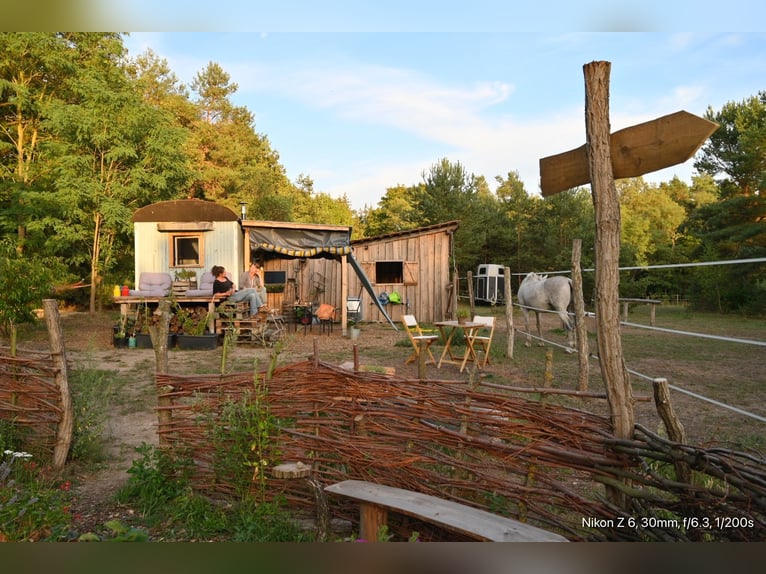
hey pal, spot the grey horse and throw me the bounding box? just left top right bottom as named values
left=516, top=272, right=575, bottom=350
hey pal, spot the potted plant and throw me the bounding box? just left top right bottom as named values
left=173, top=269, right=197, bottom=294
left=456, top=309, right=470, bottom=325
left=348, top=319, right=361, bottom=340
left=175, top=305, right=217, bottom=350
left=112, top=315, right=131, bottom=348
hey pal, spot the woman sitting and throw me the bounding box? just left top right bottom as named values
left=211, top=265, right=265, bottom=317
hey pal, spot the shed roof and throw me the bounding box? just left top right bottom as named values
left=132, top=199, right=239, bottom=223
left=351, top=220, right=460, bottom=246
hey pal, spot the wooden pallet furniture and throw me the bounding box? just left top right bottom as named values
left=325, top=480, right=568, bottom=542
left=214, top=302, right=286, bottom=345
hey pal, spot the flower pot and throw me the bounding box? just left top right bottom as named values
left=176, top=333, right=218, bottom=350
left=134, top=333, right=176, bottom=349
left=349, top=327, right=361, bottom=340
left=113, top=335, right=129, bottom=348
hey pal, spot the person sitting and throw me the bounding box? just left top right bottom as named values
left=239, top=261, right=268, bottom=304
left=211, top=265, right=265, bottom=317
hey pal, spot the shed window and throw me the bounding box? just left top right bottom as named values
left=375, top=261, right=402, bottom=284
left=171, top=234, right=203, bottom=267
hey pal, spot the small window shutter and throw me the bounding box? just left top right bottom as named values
left=403, top=261, right=418, bottom=285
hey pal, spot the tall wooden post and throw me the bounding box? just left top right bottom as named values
left=584, top=61, right=634, bottom=440
left=571, top=239, right=589, bottom=391
left=504, top=267, right=514, bottom=359
left=149, top=299, right=171, bottom=376
left=466, top=270, right=474, bottom=318
left=341, top=254, right=348, bottom=336
left=44, top=299, right=72, bottom=470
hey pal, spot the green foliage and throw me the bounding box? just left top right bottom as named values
left=0, top=450, right=72, bottom=541
left=67, top=361, right=117, bottom=462
left=116, top=443, right=193, bottom=521
left=102, top=519, right=150, bottom=542
left=116, top=442, right=307, bottom=541
left=207, top=372, right=281, bottom=500
left=0, top=239, right=66, bottom=335
left=230, top=498, right=310, bottom=542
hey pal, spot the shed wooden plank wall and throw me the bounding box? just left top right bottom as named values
left=347, top=225, right=455, bottom=325
left=254, top=222, right=457, bottom=326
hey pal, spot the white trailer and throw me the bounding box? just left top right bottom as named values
left=474, top=264, right=505, bottom=305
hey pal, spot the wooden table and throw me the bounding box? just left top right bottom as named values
left=434, top=320, right=484, bottom=372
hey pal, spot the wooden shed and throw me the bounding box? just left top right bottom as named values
left=309, top=221, right=460, bottom=325
left=349, top=221, right=459, bottom=324
left=131, top=199, right=243, bottom=289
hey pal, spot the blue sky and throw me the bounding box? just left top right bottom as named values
left=115, top=8, right=765, bottom=211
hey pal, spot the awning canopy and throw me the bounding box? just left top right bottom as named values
left=248, top=225, right=352, bottom=259
left=245, top=222, right=397, bottom=330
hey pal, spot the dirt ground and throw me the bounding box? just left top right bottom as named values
left=10, top=306, right=765, bottom=536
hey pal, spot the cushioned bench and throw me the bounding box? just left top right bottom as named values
left=129, top=272, right=172, bottom=297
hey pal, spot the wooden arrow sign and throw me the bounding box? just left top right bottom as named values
left=539, top=110, right=718, bottom=197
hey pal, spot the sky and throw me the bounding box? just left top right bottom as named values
left=14, top=1, right=761, bottom=212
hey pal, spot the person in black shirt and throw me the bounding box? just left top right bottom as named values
left=211, top=265, right=265, bottom=317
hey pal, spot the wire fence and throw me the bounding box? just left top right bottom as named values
left=501, top=254, right=766, bottom=426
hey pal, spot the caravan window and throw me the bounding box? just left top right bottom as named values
left=170, top=234, right=203, bottom=267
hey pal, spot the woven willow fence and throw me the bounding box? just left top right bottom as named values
left=155, top=360, right=765, bottom=542
left=0, top=348, right=62, bottom=456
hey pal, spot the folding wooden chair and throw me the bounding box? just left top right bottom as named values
left=468, top=315, right=495, bottom=368
left=402, top=314, right=438, bottom=365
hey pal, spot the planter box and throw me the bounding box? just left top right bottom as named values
left=134, top=333, right=176, bottom=349
left=113, top=335, right=129, bottom=348
left=176, top=333, right=218, bottom=350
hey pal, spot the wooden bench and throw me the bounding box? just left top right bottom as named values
left=324, top=479, right=568, bottom=542
left=619, top=297, right=662, bottom=326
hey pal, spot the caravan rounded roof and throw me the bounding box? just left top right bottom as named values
left=132, top=199, right=239, bottom=222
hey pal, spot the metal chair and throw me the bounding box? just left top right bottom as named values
left=401, top=314, right=438, bottom=365
left=315, top=303, right=336, bottom=335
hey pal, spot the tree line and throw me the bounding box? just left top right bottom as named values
left=1, top=33, right=764, bottom=329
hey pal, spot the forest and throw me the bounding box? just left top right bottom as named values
left=1, top=32, right=764, bottom=331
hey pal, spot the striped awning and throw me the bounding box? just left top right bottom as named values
left=248, top=227, right=352, bottom=259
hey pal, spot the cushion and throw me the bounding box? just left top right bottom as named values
left=185, top=271, right=231, bottom=296
left=316, top=303, right=336, bottom=320
left=129, top=272, right=172, bottom=297
left=185, top=271, right=215, bottom=296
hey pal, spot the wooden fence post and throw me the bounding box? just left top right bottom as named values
left=44, top=299, right=72, bottom=471
left=504, top=267, right=514, bottom=359
left=149, top=299, right=171, bottom=375
left=584, top=61, right=634, bottom=441
left=466, top=270, right=474, bottom=318
left=571, top=239, right=590, bottom=391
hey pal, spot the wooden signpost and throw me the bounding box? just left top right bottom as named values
left=540, top=110, right=719, bottom=196
left=538, top=62, right=718, bottom=482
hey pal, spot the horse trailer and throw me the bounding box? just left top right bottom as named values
left=474, top=264, right=505, bottom=305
